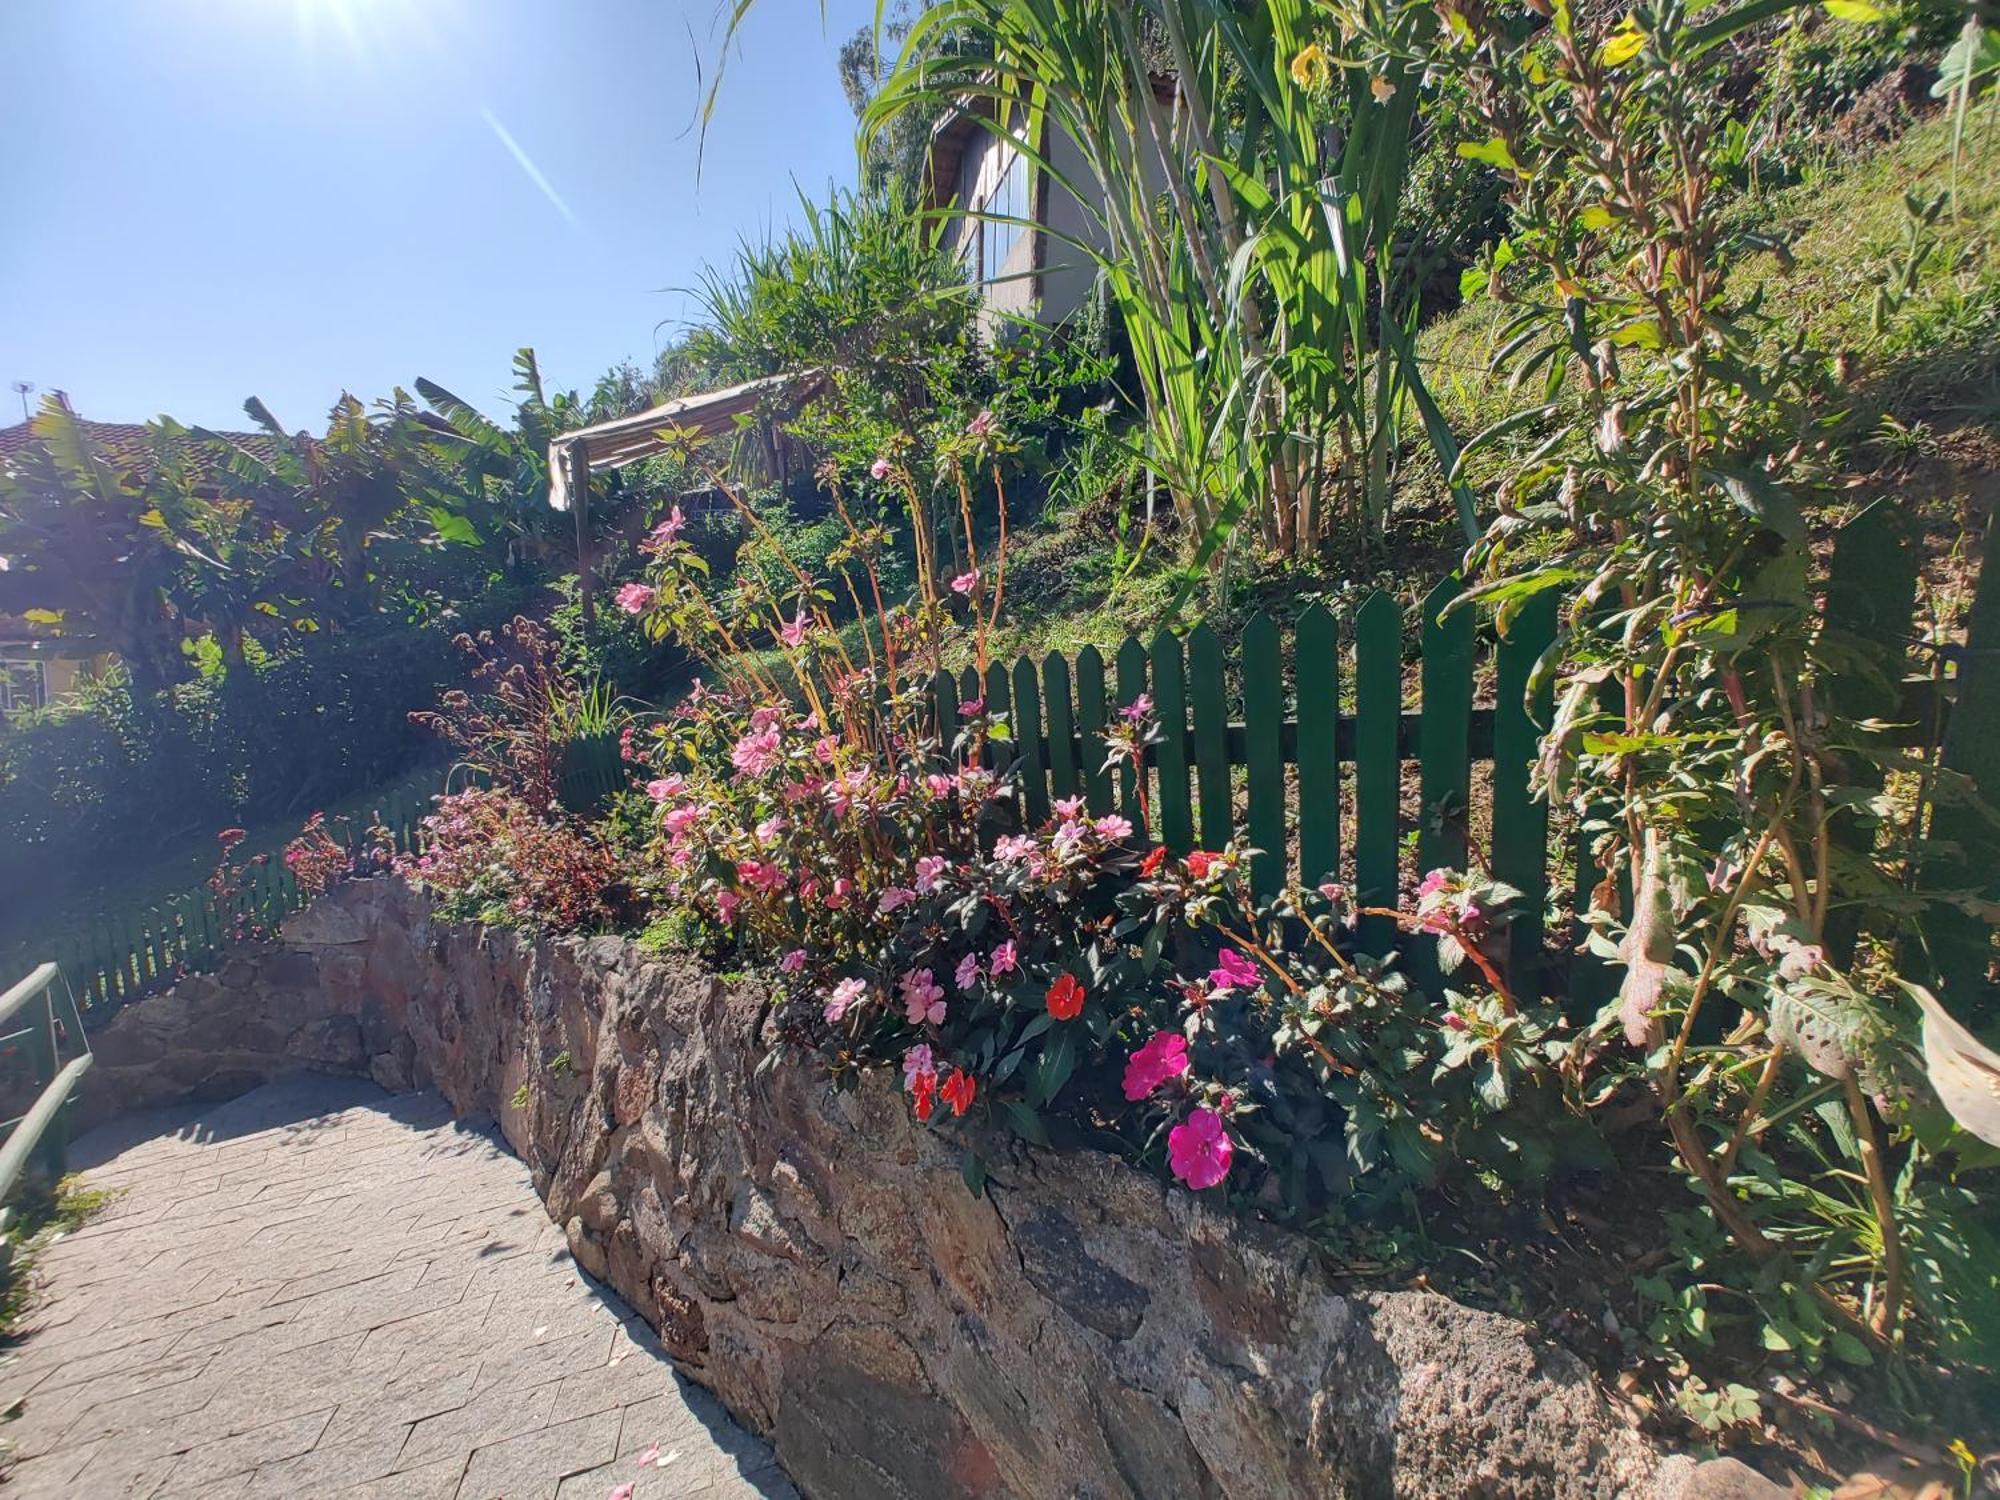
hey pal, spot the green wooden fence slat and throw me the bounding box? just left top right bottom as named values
left=1115, top=636, right=1149, bottom=832
left=1492, top=591, right=1559, bottom=998
left=1187, top=623, right=1232, bottom=854
left=1419, top=573, right=1474, bottom=875
left=984, top=660, right=1013, bottom=791
left=1354, top=591, right=1402, bottom=952
left=1012, top=656, right=1049, bottom=827
left=1820, top=499, right=1919, bottom=965
left=1151, top=628, right=1194, bottom=855
left=1295, top=604, right=1340, bottom=889
left=933, top=669, right=959, bottom=764
left=1043, top=654, right=1078, bottom=801
left=1242, top=612, right=1286, bottom=901
left=1076, top=645, right=1111, bottom=815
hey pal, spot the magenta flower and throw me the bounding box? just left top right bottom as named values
left=823, top=977, right=866, bottom=1023
left=615, top=582, right=656, bottom=616
left=966, top=409, right=997, bottom=440
left=990, top=939, right=1019, bottom=976
left=715, top=889, right=741, bottom=924
left=1168, top=1107, right=1233, bottom=1190
left=814, top=735, right=839, bottom=764
left=954, top=952, right=981, bottom=991
left=951, top=570, right=978, bottom=596
left=780, top=949, right=807, bottom=974
left=735, top=860, right=785, bottom=895
left=1122, top=1030, right=1190, bottom=1101
left=958, top=697, right=985, bottom=718
left=1208, top=948, right=1263, bottom=993
left=1120, top=693, right=1154, bottom=723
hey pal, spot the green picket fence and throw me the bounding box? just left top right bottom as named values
left=936, top=499, right=1994, bottom=1011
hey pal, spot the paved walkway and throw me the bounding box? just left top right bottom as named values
left=0, top=1076, right=793, bottom=1500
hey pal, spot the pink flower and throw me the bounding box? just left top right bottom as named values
left=823, top=977, right=867, bottom=1023
left=1120, top=693, right=1154, bottom=722
left=915, top=855, right=947, bottom=894
left=1777, top=943, right=1824, bottom=982
left=1123, top=1030, right=1190, bottom=1101
left=644, top=775, right=684, bottom=803
left=1053, top=796, right=1086, bottom=819
left=779, top=611, right=811, bottom=648
left=954, top=952, right=981, bottom=991
left=1093, top=814, right=1134, bottom=841
left=951, top=571, right=978, bottom=596
left=959, top=697, right=985, bottom=718
left=878, top=886, right=916, bottom=915
left=646, top=506, right=686, bottom=550
left=993, top=835, right=1036, bottom=864
left=608, top=1484, right=635, bottom=1500
left=715, top=889, right=741, bottom=925
left=636, top=1441, right=663, bottom=1467
left=870, top=456, right=894, bottom=480
left=664, top=804, right=702, bottom=836
left=780, top=949, right=807, bottom=974
left=815, top=736, right=839, bottom=764
left=1417, top=868, right=1453, bottom=900
left=731, top=726, right=783, bottom=778
left=1168, top=1107, right=1233, bottom=1190
left=990, top=940, right=1018, bottom=976
left=900, top=969, right=946, bottom=1026
left=966, top=409, right=997, bottom=440
left=826, top=876, right=854, bottom=909
left=1208, top=948, right=1262, bottom=993
left=615, top=582, right=656, bottom=616
left=903, top=1043, right=937, bottom=1091
left=736, top=860, right=785, bottom=895
left=925, top=773, right=955, bottom=799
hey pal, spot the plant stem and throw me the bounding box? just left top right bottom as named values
left=1841, top=1070, right=1904, bottom=1339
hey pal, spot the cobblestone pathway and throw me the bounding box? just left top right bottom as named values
left=0, top=1076, right=792, bottom=1500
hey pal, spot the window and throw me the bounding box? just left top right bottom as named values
left=980, top=145, right=1030, bottom=286
left=0, top=657, right=47, bottom=717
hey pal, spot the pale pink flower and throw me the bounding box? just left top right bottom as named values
left=779, top=949, right=807, bottom=974
left=1051, top=819, right=1089, bottom=858
left=1168, top=1107, right=1233, bottom=1190
left=925, top=773, right=955, bottom=799
left=647, top=506, right=686, bottom=549
left=1123, top=1031, right=1191, bottom=1101
left=990, top=939, right=1018, bottom=976
left=814, top=736, right=839, bottom=764
left=1053, top=796, right=1086, bottom=820
left=731, top=726, right=783, bottom=778
left=1416, top=868, right=1453, bottom=900
left=900, top=969, right=946, bottom=1026
left=951, top=571, right=978, bottom=596
left=902, top=1042, right=937, bottom=1091
left=1094, top=814, right=1134, bottom=841
left=1777, top=943, right=1824, bottom=982
left=664, top=804, right=702, bottom=836
left=966, top=409, right=997, bottom=440
left=823, top=977, right=867, bottom=1023
left=715, top=889, right=741, bottom=925
left=608, top=1484, right=636, bottom=1500
left=870, top=456, right=894, bottom=480
left=779, top=611, right=811, bottom=648
left=878, top=886, right=916, bottom=915
left=636, top=1440, right=663, bottom=1466
left=736, top=860, right=785, bottom=895
left=644, top=776, right=683, bottom=803
left=954, top=952, right=981, bottom=991
left=915, top=855, right=947, bottom=894
left=615, top=582, right=656, bottom=616
left=994, top=835, right=1036, bottom=864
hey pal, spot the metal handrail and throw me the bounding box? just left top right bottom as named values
left=0, top=963, right=92, bottom=1205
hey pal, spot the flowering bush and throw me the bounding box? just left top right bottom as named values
left=401, top=787, right=626, bottom=933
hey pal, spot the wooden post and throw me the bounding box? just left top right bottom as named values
left=569, top=438, right=595, bottom=630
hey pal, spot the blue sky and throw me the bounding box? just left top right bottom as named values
left=0, top=0, right=881, bottom=430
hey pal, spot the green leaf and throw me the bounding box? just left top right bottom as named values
left=961, top=1148, right=988, bottom=1198
left=1456, top=137, right=1520, bottom=173
left=1828, top=1329, right=1876, bottom=1365
left=1003, top=1100, right=1048, bottom=1146
left=1579, top=204, right=1616, bottom=231
left=1821, top=0, right=1887, bottom=21
left=1601, top=17, right=1647, bottom=65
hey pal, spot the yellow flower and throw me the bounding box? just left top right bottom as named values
left=1290, top=42, right=1331, bottom=91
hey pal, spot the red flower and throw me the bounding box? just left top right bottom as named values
left=1046, top=973, right=1086, bottom=1021
left=1140, top=846, right=1167, bottom=877
left=1185, top=849, right=1218, bottom=879
left=940, top=1068, right=977, bottom=1117
left=912, top=1076, right=937, bottom=1121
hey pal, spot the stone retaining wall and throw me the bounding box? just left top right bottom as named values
left=79, top=878, right=1780, bottom=1500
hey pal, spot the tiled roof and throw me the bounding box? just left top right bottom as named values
left=0, top=417, right=279, bottom=472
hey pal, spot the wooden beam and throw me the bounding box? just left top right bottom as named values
left=569, top=438, right=594, bottom=630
